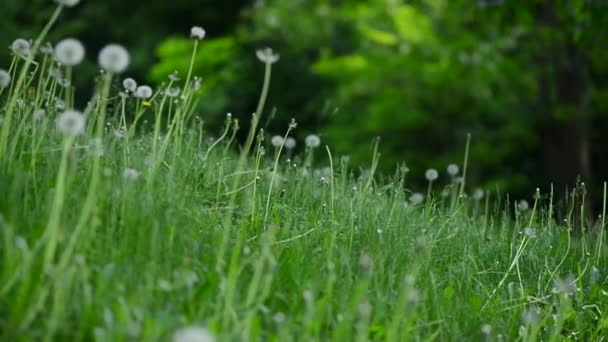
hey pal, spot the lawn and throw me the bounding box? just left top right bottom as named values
left=0, top=1, right=607, bottom=341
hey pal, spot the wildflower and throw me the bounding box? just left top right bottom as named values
left=54, top=38, right=85, bottom=66
left=122, top=78, right=137, bottom=92
left=0, top=69, right=10, bottom=88
left=285, top=137, right=296, bottom=149
left=517, top=200, right=529, bottom=211
left=409, top=192, right=424, bottom=205
left=305, top=134, right=321, bottom=148
left=473, top=188, right=484, bottom=200
left=56, top=110, right=86, bottom=136
left=41, top=43, right=54, bottom=55
left=135, top=86, right=153, bottom=99
left=55, top=99, right=65, bottom=110
left=271, top=135, right=284, bottom=148
left=54, top=0, right=81, bottom=7
left=190, top=77, right=202, bottom=91
left=123, top=168, right=140, bottom=181
left=34, top=109, right=46, bottom=121
left=552, top=276, right=578, bottom=296
left=89, top=138, right=105, bottom=157
left=98, top=44, right=130, bottom=74
left=523, top=227, right=537, bottom=238
left=165, top=87, right=181, bottom=97
left=273, top=312, right=286, bottom=324
left=521, top=307, right=540, bottom=326
left=256, top=47, right=280, bottom=64
left=481, top=324, right=492, bottom=336
left=169, top=71, right=181, bottom=82
left=407, top=289, right=420, bottom=306
left=172, top=326, right=215, bottom=342
left=447, top=164, right=459, bottom=176
left=358, top=300, right=372, bottom=317
left=10, top=38, right=31, bottom=57
left=190, top=26, right=206, bottom=40
left=425, top=168, right=439, bottom=181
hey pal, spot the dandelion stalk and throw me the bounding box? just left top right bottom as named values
left=0, top=4, right=64, bottom=163
left=42, top=135, right=74, bottom=271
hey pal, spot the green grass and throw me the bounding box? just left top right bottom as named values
left=0, top=2, right=607, bottom=341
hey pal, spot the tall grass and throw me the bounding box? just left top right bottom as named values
left=0, top=2, right=606, bottom=341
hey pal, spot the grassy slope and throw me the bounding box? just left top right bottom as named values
left=0, top=114, right=606, bottom=340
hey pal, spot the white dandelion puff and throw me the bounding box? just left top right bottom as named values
left=409, top=192, right=424, bottom=205
left=54, top=0, right=81, bottom=7
left=54, top=38, right=85, bottom=66
left=56, top=110, right=86, bottom=136
left=552, top=276, right=578, bottom=296
left=473, top=188, right=484, bottom=200
left=172, top=326, right=215, bottom=342
left=517, top=200, right=529, bottom=211
left=425, top=168, right=439, bottom=181
left=256, top=47, right=280, bottom=64
left=305, top=134, right=320, bottom=148
left=481, top=324, right=492, bottom=336
left=165, top=87, right=181, bottom=97
left=523, top=227, right=537, bottom=238
left=122, top=78, right=137, bottom=92
left=10, top=38, right=31, bottom=57
left=135, top=85, right=153, bottom=99
left=271, top=135, right=284, bottom=148
left=190, top=76, right=202, bottom=91
left=285, top=137, right=296, bottom=149
left=34, top=109, right=46, bottom=121
left=123, top=168, right=140, bottom=181
left=98, top=44, right=130, bottom=74
left=447, top=164, right=459, bottom=176
left=190, top=26, right=206, bottom=40
left=0, top=69, right=10, bottom=88
left=169, top=71, right=181, bottom=82
left=41, top=43, right=54, bottom=55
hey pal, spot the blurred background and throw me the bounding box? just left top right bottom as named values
left=3, top=0, right=608, bottom=206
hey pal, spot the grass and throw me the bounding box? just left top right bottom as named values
left=0, top=2, right=607, bottom=341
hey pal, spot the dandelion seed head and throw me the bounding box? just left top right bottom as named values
left=34, top=109, right=46, bottom=121
left=305, top=134, right=320, bottom=148
left=553, top=276, right=578, bottom=296
left=473, top=188, right=484, bottom=200
left=517, top=200, right=529, bottom=211
left=481, top=324, right=492, bottom=335
left=135, top=85, right=153, bottom=99
left=190, top=76, right=202, bottom=91
left=523, top=227, right=537, bottom=238
left=123, top=168, right=140, bottom=181
left=98, top=44, right=130, bottom=74
left=256, top=47, right=280, bottom=64
left=41, top=43, right=54, bottom=55
left=166, top=87, right=181, bottom=97
left=271, top=135, right=284, bottom=148
left=54, top=0, right=81, bottom=7
left=425, top=168, right=439, bottom=181
left=10, top=38, right=30, bottom=57
left=0, top=69, right=10, bottom=88
left=55, top=99, right=65, bottom=110
left=169, top=71, right=181, bottom=82
left=447, top=163, right=459, bottom=176
left=122, top=78, right=137, bottom=92
left=54, top=38, right=85, bottom=66
left=172, top=326, right=215, bottom=342
left=284, top=137, right=296, bottom=149
left=56, top=110, right=86, bottom=136
left=190, top=26, right=206, bottom=40
left=409, top=192, right=424, bottom=205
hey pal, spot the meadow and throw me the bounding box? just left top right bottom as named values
left=0, top=1, right=607, bottom=341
